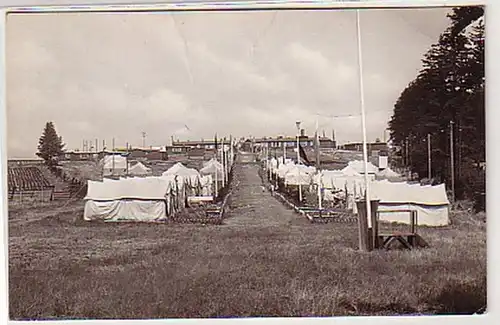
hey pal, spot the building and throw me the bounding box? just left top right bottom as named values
left=59, top=150, right=108, bottom=161
left=172, top=139, right=234, bottom=152
left=165, top=145, right=190, bottom=155
left=241, top=139, right=254, bottom=152
left=187, top=148, right=207, bottom=160
left=59, top=147, right=169, bottom=162
left=340, top=141, right=388, bottom=155
left=8, top=158, right=44, bottom=167
left=172, top=139, right=215, bottom=150
left=119, top=147, right=167, bottom=161
left=319, top=136, right=336, bottom=149
left=252, top=129, right=336, bottom=149
left=172, top=139, right=235, bottom=151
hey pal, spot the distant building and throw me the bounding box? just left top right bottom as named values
left=187, top=148, right=207, bottom=160
left=340, top=142, right=388, bottom=155
left=59, top=147, right=168, bottom=162
left=319, top=136, right=336, bottom=149
left=172, top=139, right=234, bottom=151
left=165, top=145, right=190, bottom=155
left=7, top=157, right=44, bottom=167
left=122, top=148, right=167, bottom=161
left=172, top=139, right=233, bottom=152
left=252, top=129, right=336, bottom=150
left=241, top=139, right=254, bottom=152
left=59, top=150, right=107, bottom=161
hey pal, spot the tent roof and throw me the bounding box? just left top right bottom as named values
left=129, top=161, right=152, bottom=176
left=85, top=177, right=172, bottom=201
left=347, top=160, right=378, bottom=174
left=376, top=167, right=400, bottom=178
left=100, top=155, right=127, bottom=169
left=200, top=163, right=223, bottom=176
left=162, top=162, right=200, bottom=178
left=371, top=180, right=449, bottom=205
left=341, top=165, right=361, bottom=176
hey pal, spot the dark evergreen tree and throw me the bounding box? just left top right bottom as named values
left=37, top=122, right=65, bottom=166
left=388, top=6, right=484, bottom=201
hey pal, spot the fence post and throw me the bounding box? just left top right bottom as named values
left=356, top=200, right=380, bottom=251
left=370, top=200, right=380, bottom=249
left=356, top=200, right=370, bottom=252
left=410, top=210, right=416, bottom=234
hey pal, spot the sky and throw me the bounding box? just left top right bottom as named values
left=6, top=7, right=451, bottom=158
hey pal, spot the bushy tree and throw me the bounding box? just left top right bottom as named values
left=37, top=121, right=65, bottom=166
left=388, top=6, right=485, bottom=201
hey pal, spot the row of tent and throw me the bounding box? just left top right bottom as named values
left=100, top=155, right=228, bottom=180
left=84, top=159, right=229, bottom=222
left=99, top=156, right=152, bottom=177
left=266, top=157, right=450, bottom=227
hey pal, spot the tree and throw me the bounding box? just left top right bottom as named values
left=388, top=6, right=484, bottom=201
left=37, top=122, right=65, bottom=166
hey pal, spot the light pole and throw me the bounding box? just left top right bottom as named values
left=427, top=133, right=432, bottom=180
left=450, top=121, right=455, bottom=203
left=296, top=121, right=302, bottom=204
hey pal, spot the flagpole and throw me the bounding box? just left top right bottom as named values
left=356, top=10, right=372, bottom=230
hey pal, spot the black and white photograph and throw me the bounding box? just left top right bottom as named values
left=4, top=2, right=486, bottom=320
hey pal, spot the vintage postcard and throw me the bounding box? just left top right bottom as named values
left=4, top=2, right=486, bottom=320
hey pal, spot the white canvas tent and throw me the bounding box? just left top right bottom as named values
left=371, top=180, right=450, bottom=227
left=200, top=159, right=224, bottom=180
left=347, top=160, right=378, bottom=174
left=128, top=161, right=152, bottom=177
left=83, top=177, right=172, bottom=222
left=100, top=155, right=128, bottom=177
left=320, top=168, right=374, bottom=193
left=163, top=162, right=202, bottom=198
left=199, top=175, right=214, bottom=196
left=283, top=165, right=316, bottom=186
left=163, top=162, right=200, bottom=179
left=376, top=167, right=402, bottom=180
left=277, top=161, right=297, bottom=179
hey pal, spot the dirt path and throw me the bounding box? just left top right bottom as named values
left=224, top=152, right=307, bottom=227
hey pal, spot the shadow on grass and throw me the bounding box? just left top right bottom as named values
left=428, top=277, right=487, bottom=314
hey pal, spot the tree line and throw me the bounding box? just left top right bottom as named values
left=388, top=6, right=485, bottom=202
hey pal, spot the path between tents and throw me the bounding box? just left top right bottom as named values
left=224, top=152, right=308, bottom=227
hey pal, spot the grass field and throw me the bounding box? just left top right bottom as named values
left=8, top=197, right=486, bottom=319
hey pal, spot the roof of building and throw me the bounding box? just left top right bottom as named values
left=8, top=157, right=44, bottom=161
left=173, top=140, right=222, bottom=145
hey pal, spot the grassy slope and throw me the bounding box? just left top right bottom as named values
left=8, top=201, right=486, bottom=319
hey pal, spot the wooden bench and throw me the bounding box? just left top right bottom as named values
left=376, top=232, right=423, bottom=250
left=373, top=210, right=429, bottom=250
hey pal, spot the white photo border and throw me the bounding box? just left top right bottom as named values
left=0, top=1, right=496, bottom=325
